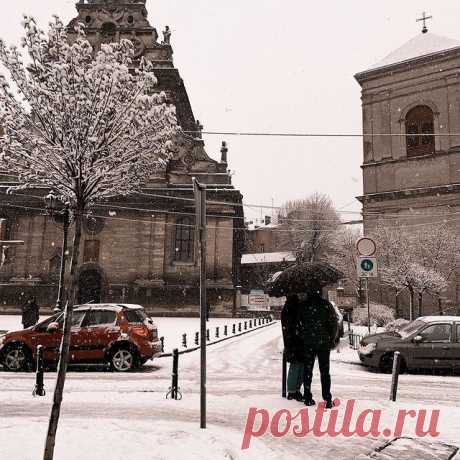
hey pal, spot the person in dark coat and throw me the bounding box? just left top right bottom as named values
left=281, top=294, right=304, bottom=401
left=21, top=296, right=39, bottom=329
left=297, top=288, right=339, bottom=408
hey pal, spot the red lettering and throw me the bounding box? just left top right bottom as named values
left=394, top=409, right=417, bottom=437
left=270, top=409, right=292, bottom=438
left=241, top=408, right=269, bottom=450
left=326, top=399, right=342, bottom=437
left=338, top=399, right=356, bottom=437
left=355, top=409, right=382, bottom=437
left=292, top=409, right=312, bottom=437
left=312, top=402, right=328, bottom=437
left=415, top=410, right=440, bottom=438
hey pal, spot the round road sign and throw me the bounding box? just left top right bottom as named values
left=356, top=237, right=377, bottom=256
left=360, top=258, right=374, bottom=272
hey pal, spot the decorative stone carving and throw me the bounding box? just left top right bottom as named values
left=162, top=26, right=171, bottom=45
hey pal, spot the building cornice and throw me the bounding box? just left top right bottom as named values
left=357, top=183, right=460, bottom=204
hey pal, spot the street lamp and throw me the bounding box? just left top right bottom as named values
left=44, top=193, right=70, bottom=312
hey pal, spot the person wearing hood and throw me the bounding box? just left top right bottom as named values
left=281, top=294, right=304, bottom=401
left=297, top=287, right=339, bottom=408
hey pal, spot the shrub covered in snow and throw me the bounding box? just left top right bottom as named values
left=385, top=318, right=410, bottom=333
left=353, top=303, right=395, bottom=327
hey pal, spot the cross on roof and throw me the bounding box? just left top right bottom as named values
left=416, top=12, right=433, bottom=34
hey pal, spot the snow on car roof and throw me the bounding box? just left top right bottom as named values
left=419, top=316, right=460, bottom=322
left=74, top=303, right=144, bottom=311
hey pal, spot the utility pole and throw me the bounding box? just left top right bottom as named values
left=193, top=178, right=207, bottom=429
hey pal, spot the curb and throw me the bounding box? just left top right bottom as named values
left=158, top=321, right=278, bottom=358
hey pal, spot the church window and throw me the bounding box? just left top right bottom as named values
left=174, top=217, right=195, bottom=262
left=84, top=240, right=100, bottom=263
left=405, top=105, right=435, bottom=157
left=101, top=23, right=117, bottom=44
left=49, top=253, right=61, bottom=281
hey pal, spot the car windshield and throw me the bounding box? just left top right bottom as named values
left=124, top=309, right=148, bottom=324
left=399, top=319, right=426, bottom=338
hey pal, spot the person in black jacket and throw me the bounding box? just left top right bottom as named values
left=297, top=288, right=339, bottom=408
left=21, top=296, right=39, bottom=329
left=281, top=294, right=304, bottom=401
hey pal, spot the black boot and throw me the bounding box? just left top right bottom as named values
left=325, top=399, right=335, bottom=409
left=304, top=398, right=316, bottom=406
left=287, top=391, right=303, bottom=402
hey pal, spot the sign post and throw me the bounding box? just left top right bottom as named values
left=356, top=238, right=378, bottom=334
left=194, top=178, right=207, bottom=430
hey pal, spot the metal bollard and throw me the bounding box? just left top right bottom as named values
left=232, top=324, right=236, bottom=334
left=160, top=336, right=165, bottom=353
left=249, top=320, right=252, bottom=328
left=166, top=348, right=182, bottom=400
left=282, top=349, right=287, bottom=398
left=195, top=332, right=199, bottom=346
left=182, top=333, right=187, bottom=348
left=238, top=322, right=242, bottom=332
left=390, top=351, right=402, bottom=402
left=215, top=327, right=219, bottom=338
left=244, top=321, right=247, bottom=330
left=206, top=329, right=210, bottom=341
left=224, top=325, right=228, bottom=336
left=33, top=345, right=46, bottom=397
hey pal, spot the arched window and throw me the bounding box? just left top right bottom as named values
left=174, top=217, right=194, bottom=262
left=405, top=105, right=435, bottom=157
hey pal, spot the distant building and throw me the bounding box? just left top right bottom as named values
left=355, top=29, right=460, bottom=312
left=0, top=0, right=244, bottom=316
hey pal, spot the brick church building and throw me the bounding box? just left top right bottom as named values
left=0, top=0, right=244, bottom=315
left=355, top=25, right=460, bottom=312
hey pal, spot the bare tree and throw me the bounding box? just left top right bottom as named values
left=371, top=223, right=450, bottom=320
left=277, top=192, right=341, bottom=262
left=0, top=17, right=177, bottom=460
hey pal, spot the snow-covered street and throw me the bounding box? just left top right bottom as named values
left=1, top=321, right=459, bottom=459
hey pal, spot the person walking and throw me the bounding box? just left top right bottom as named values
left=297, top=287, right=339, bottom=408
left=21, top=296, right=39, bottom=329
left=281, top=294, right=304, bottom=401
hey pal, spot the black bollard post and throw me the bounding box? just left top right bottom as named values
left=170, top=348, right=180, bottom=400
left=215, top=327, right=219, bottom=338
left=33, top=345, right=46, bottom=397
left=249, top=320, right=252, bottom=328
left=206, top=329, right=210, bottom=341
left=244, top=321, right=247, bottom=330
left=224, top=325, right=228, bottom=336
left=282, top=349, right=287, bottom=398
left=390, top=351, right=402, bottom=402
left=232, top=324, right=236, bottom=334
left=160, top=336, right=165, bottom=353
left=182, top=333, right=187, bottom=348
left=238, top=322, right=242, bottom=332
left=195, top=332, right=199, bottom=346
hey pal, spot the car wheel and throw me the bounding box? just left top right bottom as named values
left=109, top=347, right=137, bottom=372
left=3, top=344, right=32, bottom=372
left=380, top=352, right=406, bottom=374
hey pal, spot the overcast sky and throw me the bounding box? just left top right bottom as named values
left=1, top=1, right=459, bottom=220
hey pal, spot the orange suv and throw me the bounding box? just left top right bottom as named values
left=0, top=304, right=162, bottom=372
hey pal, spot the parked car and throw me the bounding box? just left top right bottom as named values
left=358, top=316, right=460, bottom=373
left=0, top=304, right=162, bottom=372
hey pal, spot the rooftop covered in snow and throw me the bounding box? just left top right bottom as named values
left=356, top=32, right=460, bottom=79
left=241, top=252, right=295, bottom=265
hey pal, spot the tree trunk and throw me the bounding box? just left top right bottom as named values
left=395, top=289, right=400, bottom=318
left=418, top=292, right=423, bottom=318
left=409, top=286, right=415, bottom=321
left=438, top=297, right=443, bottom=316
left=43, top=210, right=83, bottom=460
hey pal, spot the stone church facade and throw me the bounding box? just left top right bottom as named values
left=355, top=30, right=460, bottom=312
left=0, top=0, right=244, bottom=315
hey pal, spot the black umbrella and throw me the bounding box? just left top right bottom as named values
left=268, top=262, right=344, bottom=297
